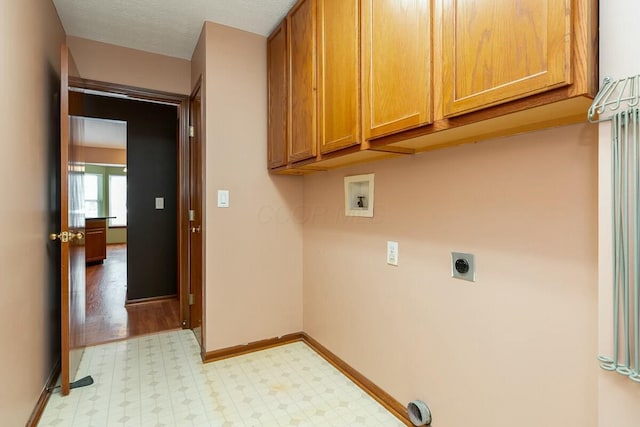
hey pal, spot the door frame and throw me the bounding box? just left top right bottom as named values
left=69, top=77, right=194, bottom=334
left=188, top=77, right=204, bottom=350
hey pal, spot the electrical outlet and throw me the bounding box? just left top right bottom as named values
left=387, top=241, right=399, bottom=266
left=451, top=252, right=475, bottom=282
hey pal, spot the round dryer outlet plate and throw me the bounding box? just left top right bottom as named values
left=451, top=252, right=475, bottom=282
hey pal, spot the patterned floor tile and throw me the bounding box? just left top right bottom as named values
left=39, top=330, right=406, bottom=426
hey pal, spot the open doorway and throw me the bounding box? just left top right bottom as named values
left=67, top=77, right=200, bottom=352
left=77, top=116, right=181, bottom=346
left=70, top=88, right=187, bottom=346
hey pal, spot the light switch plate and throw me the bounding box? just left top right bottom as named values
left=387, top=241, right=399, bottom=266
left=155, top=197, right=164, bottom=209
left=217, top=190, right=229, bottom=208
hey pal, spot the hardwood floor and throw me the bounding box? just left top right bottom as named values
left=85, top=244, right=181, bottom=346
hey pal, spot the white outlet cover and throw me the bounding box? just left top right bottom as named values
left=387, top=241, right=398, bottom=266
left=155, top=197, right=164, bottom=209
left=217, top=190, right=229, bottom=208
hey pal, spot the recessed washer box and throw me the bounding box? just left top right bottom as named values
left=344, top=173, right=374, bottom=217
left=451, top=252, right=475, bottom=282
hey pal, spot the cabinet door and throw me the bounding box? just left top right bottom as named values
left=318, top=0, right=360, bottom=154
left=85, top=222, right=106, bottom=263
left=267, top=23, right=288, bottom=169
left=441, top=0, right=572, bottom=117
left=288, top=0, right=317, bottom=163
left=362, top=0, right=431, bottom=140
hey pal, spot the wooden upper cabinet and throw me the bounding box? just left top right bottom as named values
left=267, top=0, right=595, bottom=174
left=267, top=23, right=288, bottom=169
left=288, top=0, right=317, bottom=163
left=441, top=0, right=572, bottom=117
left=317, top=0, right=360, bottom=154
left=362, top=0, right=432, bottom=140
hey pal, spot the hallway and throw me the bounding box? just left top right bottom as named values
left=85, top=244, right=181, bottom=346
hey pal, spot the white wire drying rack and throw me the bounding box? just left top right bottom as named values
left=591, top=76, right=640, bottom=383
left=589, top=75, right=640, bottom=123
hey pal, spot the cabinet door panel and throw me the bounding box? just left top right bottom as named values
left=85, top=221, right=106, bottom=263
left=288, top=0, right=317, bottom=162
left=362, top=0, right=431, bottom=139
left=442, top=0, right=572, bottom=117
left=267, top=23, right=288, bottom=169
left=318, top=0, right=360, bottom=154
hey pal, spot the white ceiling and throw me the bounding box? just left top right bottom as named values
left=52, top=0, right=297, bottom=60
left=76, top=117, right=127, bottom=149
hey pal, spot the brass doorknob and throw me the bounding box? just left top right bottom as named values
left=49, top=231, right=84, bottom=242
left=69, top=231, right=85, bottom=241
left=191, top=226, right=201, bottom=233
left=49, top=231, right=70, bottom=242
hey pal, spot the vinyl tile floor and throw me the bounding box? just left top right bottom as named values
left=39, top=330, right=407, bottom=426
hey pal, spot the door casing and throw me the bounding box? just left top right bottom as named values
left=68, top=77, right=199, bottom=347
left=188, top=78, right=204, bottom=351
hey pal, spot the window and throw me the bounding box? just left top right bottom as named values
left=84, top=173, right=101, bottom=218
left=109, top=175, right=127, bottom=226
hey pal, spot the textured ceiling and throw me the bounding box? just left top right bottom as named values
left=52, top=0, right=297, bottom=59
left=78, top=117, right=127, bottom=149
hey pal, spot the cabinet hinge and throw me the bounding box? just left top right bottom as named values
left=189, top=126, right=195, bottom=137
left=189, top=293, right=194, bottom=305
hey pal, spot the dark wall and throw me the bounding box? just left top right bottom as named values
left=71, top=93, right=178, bottom=300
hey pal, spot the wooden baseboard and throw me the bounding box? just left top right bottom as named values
left=202, top=332, right=305, bottom=363
left=125, top=295, right=177, bottom=306
left=202, top=332, right=411, bottom=426
left=26, top=358, right=61, bottom=427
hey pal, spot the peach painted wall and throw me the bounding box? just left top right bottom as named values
left=196, top=22, right=303, bottom=352
left=67, top=36, right=191, bottom=95
left=598, top=1, right=640, bottom=426
left=303, top=124, right=598, bottom=426
left=0, top=0, right=65, bottom=424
